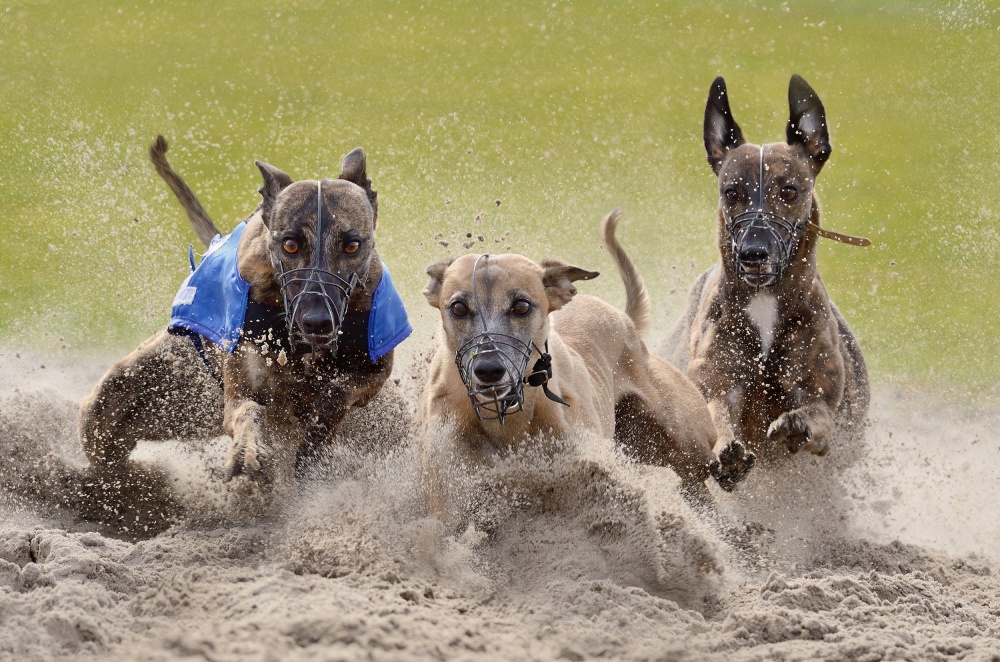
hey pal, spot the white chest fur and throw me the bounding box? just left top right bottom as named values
left=745, top=292, right=779, bottom=357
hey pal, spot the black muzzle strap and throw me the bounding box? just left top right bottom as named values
left=525, top=341, right=569, bottom=407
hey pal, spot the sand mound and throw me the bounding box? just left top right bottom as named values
left=1, top=351, right=998, bottom=660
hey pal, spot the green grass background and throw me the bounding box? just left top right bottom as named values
left=1, top=1, right=997, bottom=401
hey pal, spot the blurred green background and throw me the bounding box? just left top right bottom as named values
left=1, top=1, right=997, bottom=401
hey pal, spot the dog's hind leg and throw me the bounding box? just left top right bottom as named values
left=79, top=330, right=223, bottom=468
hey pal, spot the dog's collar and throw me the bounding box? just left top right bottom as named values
left=243, top=298, right=370, bottom=359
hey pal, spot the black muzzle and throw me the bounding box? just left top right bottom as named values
left=726, top=209, right=801, bottom=289
left=274, top=264, right=359, bottom=353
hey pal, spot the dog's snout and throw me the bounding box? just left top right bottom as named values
left=737, top=242, right=770, bottom=264
left=472, top=357, right=507, bottom=384
left=299, top=309, right=335, bottom=336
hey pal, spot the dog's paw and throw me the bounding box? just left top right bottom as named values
left=223, top=438, right=270, bottom=484
left=766, top=411, right=828, bottom=455
left=708, top=441, right=756, bottom=492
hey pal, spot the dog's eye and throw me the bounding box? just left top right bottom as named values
left=282, top=239, right=299, bottom=255
left=344, top=240, right=360, bottom=255
left=511, top=300, right=531, bottom=316
left=449, top=301, right=469, bottom=318
left=724, top=188, right=739, bottom=203
left=780, top=186, right=798, bottom=202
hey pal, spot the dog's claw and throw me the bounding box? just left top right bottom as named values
left=710, top=441, right=756, bottom=491
left=767, top=411, right=825, bottom=455
left=223, top=439, right=269, bottom=484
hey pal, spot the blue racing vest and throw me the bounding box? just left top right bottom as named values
left=167, top=222, right=411, bottom=362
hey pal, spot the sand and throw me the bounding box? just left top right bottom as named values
left=1, top=346, right=998, bottom=661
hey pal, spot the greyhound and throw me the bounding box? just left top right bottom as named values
left=420, top=210, right=755, bottom=529
left=78, top=137, right=411, bottom=492
left=666, top=75, right=870, bottom=459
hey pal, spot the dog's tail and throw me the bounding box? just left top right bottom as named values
left=149, top=135, right=221, bottom=249
left=601, top=209, right=651, bottom=338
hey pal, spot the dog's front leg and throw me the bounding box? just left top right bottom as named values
left=688, top=356, right=740, bottom=452
left=767, top=348, right=846, bottom=455
left=767, top=375, right=842, bottom=455
left=293, top=403, right=348, bottom=476
left=766, top=401, right=836, bottom=455
left=223, top=398, right=268, bottom=483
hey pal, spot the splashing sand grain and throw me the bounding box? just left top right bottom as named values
left=0, top=346, right=998, bottom=660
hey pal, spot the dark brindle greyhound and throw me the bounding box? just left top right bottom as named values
left=78, top=137, right=411, bottom=490
left=666, top=75, right=870, bottom=460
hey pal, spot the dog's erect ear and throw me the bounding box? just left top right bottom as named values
left=423, top=257, right=455, bottom=308
left=786, top=74, right=832, bottom=172
left=340, top=147, right=379, bottom=229
left=541, top=259, right=600, bottom=311
left=255, top=161, right=293, bottom=227
left=704, top=76, right=746, bottom=175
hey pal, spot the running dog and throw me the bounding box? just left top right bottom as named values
left=420, top=211, right=755, bottom=528
left=666, top=75, right=869, bottom=459
left=78, top=137, right=411, bottom=490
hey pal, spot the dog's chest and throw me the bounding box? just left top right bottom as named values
left=744, top=292, right=779, bottom=356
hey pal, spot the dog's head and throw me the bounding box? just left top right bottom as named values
left=424, top=253, right=598, bottom=422
left=255, top=148, right=378, bottom=352
left=704, top=74, right=831, bottom=289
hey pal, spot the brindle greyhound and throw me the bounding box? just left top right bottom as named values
left=421, top=211, right=755, bottom=529
left=78, top=137, right=410, bottom=490
left=666, top=75, right=870, bottom=459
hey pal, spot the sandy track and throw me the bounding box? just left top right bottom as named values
left=1, top=348, right=998, bottom=661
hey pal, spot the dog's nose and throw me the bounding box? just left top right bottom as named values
left=473, top=359, right=507, bottom=384
left=299, top=310, right=334, bottom=336
left=737, top=243, right=769, bottom=264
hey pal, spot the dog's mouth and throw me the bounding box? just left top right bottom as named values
left=472, top=383, right=515, bottom=403
left=737, top=261, right=778, bottom=288
left=456, top=333, right=533, bottom=424
left=727, top=211, right=801, bottom=290
left=275, top=268, right=360, bottom=354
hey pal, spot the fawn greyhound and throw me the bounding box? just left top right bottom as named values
left=421, top=210, right=755, bottom=528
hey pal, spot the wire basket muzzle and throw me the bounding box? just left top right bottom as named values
left=726, top=210, right=802, bottom=285
left=275, top=265, right=359, bottom=352
left=455, top=332, right=533, bottom=423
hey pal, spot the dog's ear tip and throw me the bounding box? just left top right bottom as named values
left=788, top=74, right=818, bottom=100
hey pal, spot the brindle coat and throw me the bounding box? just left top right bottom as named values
left=666, top=75, right=869, bottom=459
left=78, top=138, right=394, bottom=490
